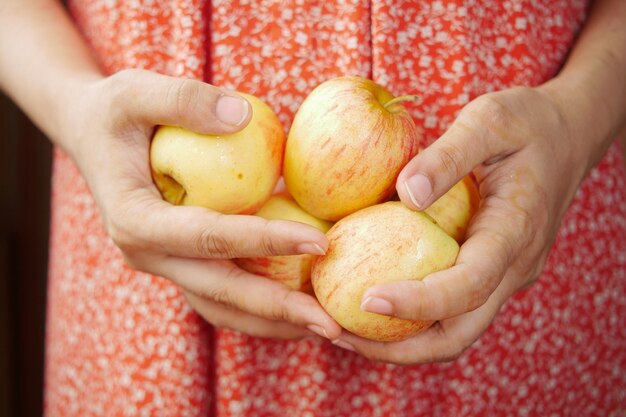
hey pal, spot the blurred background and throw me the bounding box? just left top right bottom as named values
left=0, top=92, right=51, bottom=417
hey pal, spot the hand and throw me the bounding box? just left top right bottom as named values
left=62, top=68, right=341, bottom=340
left=334, top=84, right=591, bottom=363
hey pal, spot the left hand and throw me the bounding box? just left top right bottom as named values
left=333, top=84, right=592, bottom=364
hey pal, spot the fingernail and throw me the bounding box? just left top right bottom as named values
left=216, top=94, right=249, bottom=126
left=307, top=324, right=329, bottom=339
left=332, top=339, right=355, bottom=352
left=297, top=242, right=326, bottom=255
left=360, top=296, right=394, bottom=316
left=404, top=174, right=432, bottom=209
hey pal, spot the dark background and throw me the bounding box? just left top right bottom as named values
left=0, top=92, right=52, bottom=417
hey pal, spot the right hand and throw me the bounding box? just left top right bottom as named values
left=61, top=68, right=341, bottom=340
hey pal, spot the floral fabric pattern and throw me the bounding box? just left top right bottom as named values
left=44, top=1, right=626, bottom=416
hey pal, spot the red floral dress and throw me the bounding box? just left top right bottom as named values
left=45, top=1, right=626, bottom=416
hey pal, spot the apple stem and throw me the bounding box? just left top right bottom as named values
left=383, top=95, right=419, bottom=110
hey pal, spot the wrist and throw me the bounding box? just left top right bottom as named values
left=537, top=74, right=617, bottom=175
left=52, top=73, right=104, bottom=157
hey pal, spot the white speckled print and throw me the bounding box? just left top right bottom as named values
left=44, top=1, right=626, bottom=416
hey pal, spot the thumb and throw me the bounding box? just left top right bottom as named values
left=396, top=107, right=514, bottom=210
left=112, top=68, right=252, bottom=134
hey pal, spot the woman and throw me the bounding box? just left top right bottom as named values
left=0, top=0, right=624, bottom=415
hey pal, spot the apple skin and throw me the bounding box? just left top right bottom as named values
left=283, top=76, right=420, bottom=221
left=150, top=93, right=285, bottom=214
left=425, top=175, right=480, bottom=243
left=311, top=201, right=459, bottom=342
left=234, top=193, right=333, bottom=292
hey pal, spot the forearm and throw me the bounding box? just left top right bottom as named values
left=0, top=0, right=103, bottom=151
left=542, top=0, right=626, bottom=171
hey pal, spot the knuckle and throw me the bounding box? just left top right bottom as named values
left=270, top=289, right=300, bottom=322
left=121, top=253, right=140, bottom=270
left=110, top=68, right=144, bottom=83
left=105, top=215, right=136, bottom=252
left=410, top=292, right=434, bottom=321
left=493, top=196, right=534, bottom=255
left=465, top=266, right=498, bottom=312
left=167, top=78, right=201, bottom=123
left=259, top=220, right=281, bottom=256
left=434, top=142, right=466, bottom=179
left=201, top=266, right=243, bottom=309
left=106, top=217, right=151, bottom=272
left=472, top=94, right=509, bottom=124
left=196, top=216, right=236, bottom=258
left=207, top=284, right=236, bottom=308
left=462, top=92, right=519, bottom=151
left=106, top=69, right=142, bottom=113
left=120, top=252, right=152, bottom=273
left=108, top=230, right=150, bottom=268
left=203, top=268, right=241, bottom=307
left=476, top=274, right=496, bottom=307
left=487, top=210, right=517, bottom=254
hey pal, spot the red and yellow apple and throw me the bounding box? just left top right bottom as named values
left=425, top=175, right=480, bottom=243
left=150, top=93, right=285, bottom=214
left=234, top=193, right=333, bottom=292
left=311, top=201, right=459, bottom=342
left=283, top=76, right=420, bottom=221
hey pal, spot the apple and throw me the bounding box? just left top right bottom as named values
left=425, top=175, right=480, bottom=243
left=150, top=93, right=285, bottom=214
left=283, top=76, right=420, bottom=221
left=234, top=193, right=333, bottom=292
left=311, top=201, right=459, bottom=342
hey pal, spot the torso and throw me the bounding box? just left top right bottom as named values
left=45, top=1, right=626, bottom=416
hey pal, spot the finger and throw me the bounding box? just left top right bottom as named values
left=396, top=94, right=523, bottom=210
left=339, top=268, right=515, bottom=364
left=183, top=290, right=318, bottom=340
left=360, top=185, right=533, bottom=321
left=109, top=68, right=252, bottom=134
left=110, top=191, right=328, bottom=259
left=157, top=258, right=342, bottom=340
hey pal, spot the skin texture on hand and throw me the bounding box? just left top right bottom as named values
left=333, top=0, right=626, bottom=363
left=65, top=70, right=343, bottom=341
left=337, top=86, right=581, bottom=362
left=0, top=1, right=341, bottom=342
